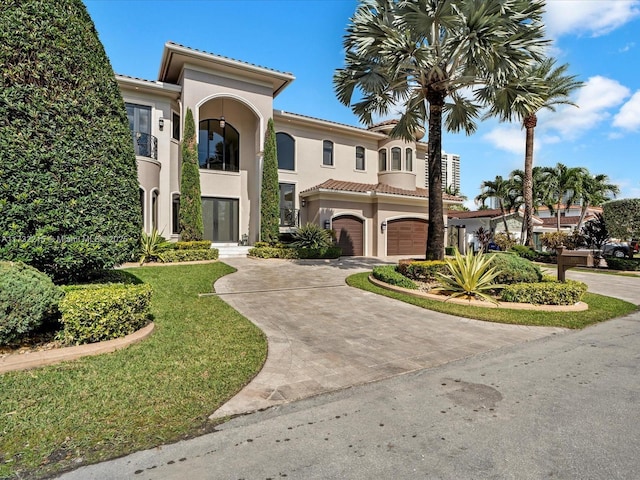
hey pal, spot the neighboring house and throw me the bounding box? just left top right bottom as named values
left=447, top=209, right=542, bottom=253
left=118, top=42, right=463, bottom=257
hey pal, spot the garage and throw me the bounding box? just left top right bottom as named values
left=387, top=218, right=427, bottom=256
left=332, top=215, right=364, bottom=256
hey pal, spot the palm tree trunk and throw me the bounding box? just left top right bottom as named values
left=577, top=204, right=588, bottom=231
left=425, top=90, right=445, bottom=260
left=499, top=200, right=510, bottom=235
left=523, top=115, right=537, bottom=247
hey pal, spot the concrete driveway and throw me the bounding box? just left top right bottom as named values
left=211, top=257, right=565, bottom=418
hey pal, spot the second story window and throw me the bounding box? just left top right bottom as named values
left=172, top=112, right=180, bottom=141
left=405, top=148, right=413, bottom=172
left=276, top=132, right=295, bottom=170
left=391, top=147, right=401, bottom=170
left=378, top=149, right=387, bottom=171
left=355, top=146, right=365, bottom=171
left=323, top=140, right=334, bottom=166
left=198, top=119, right=239, bottom=172
left=126, top=103, right=157, bottom=159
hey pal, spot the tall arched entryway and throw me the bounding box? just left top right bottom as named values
left=333, top=215, right=364, bottom=256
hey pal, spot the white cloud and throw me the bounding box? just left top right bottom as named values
left=483, top=125, right=526, bottom=155
left=545, top=0, right=640, bottom=38
left=613, top=91, right=640, bottom=131
left=543, top=76, right=630, bottom=138
left=619, top=42, right=636, bottom=53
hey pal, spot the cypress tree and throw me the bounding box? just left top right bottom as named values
left=261, top=118, right=280, bottom=243
left=0, top=0, right=141, bottom=282
left=178, top=108, right=204, bottom=241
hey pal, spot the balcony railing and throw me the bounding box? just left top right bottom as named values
left=280, top=208, right=299, bottom=227
left=132, top=132, right=158, bottom=160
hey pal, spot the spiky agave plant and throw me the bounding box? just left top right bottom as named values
left=434, top=250, right=505, bottom=304
left=291, top=223, right=333, bottom=249
left=138, top=229, right=172, bottom=265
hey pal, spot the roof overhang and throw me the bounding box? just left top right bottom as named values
left=274, top=110, right=387, bottom=140
left=116, top=75, right=182, bottom=100
left=158, top=42, right=295, bottom=97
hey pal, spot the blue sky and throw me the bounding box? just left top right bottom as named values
left=84, top=0, right=640, bottom=207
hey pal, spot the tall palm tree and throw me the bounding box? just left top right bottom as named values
left=475, top=176, right=515, bottom=235
left=510, top=166, right=552, bottom=241
left=480, top=59, right=583, bottom=247
left=541, top=163, right=588, bottom=231
left=576, top=173, right=619, bottom=230
left=333, top=0, right=547, bottom=260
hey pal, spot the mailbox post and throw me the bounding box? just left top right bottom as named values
left=557, top=246, right=594, bottom=281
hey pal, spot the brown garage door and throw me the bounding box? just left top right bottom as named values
left=333, top=215, right=364, bottom=256
left=387, top=218, right=427, bottom=256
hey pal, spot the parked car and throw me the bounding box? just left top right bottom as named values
left=602, top=242, right=631, bottom=258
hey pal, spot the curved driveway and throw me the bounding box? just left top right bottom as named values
left=211, top=257, right=566, bottom=418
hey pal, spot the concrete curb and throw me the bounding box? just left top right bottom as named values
left=0, top=323, right=155, bottom=374
left=369, top=276, right=589, bottom=311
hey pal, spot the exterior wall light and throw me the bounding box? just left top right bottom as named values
left=158, top=118, right=164, bottom=131
left=324, top=219, right=331, bottom=229
left=381, top=220, right=387, bottom=233
left=301, top=198, right=306, bottom=207
left=219, top=116, right=225, bottom=129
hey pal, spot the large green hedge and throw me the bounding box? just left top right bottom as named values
left=260, top=118, right=280, bottom=243
left=178, top=108, right=204, bottom=241
left=603, top=198, right=640, bottom=240
left=0, top=0, right=141, bottom=282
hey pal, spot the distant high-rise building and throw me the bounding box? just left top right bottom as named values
left=424, top=151, right=461, bottom=193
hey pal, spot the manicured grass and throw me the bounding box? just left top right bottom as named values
left=0, top=263, right=266, bottom=479
left=347, top=272, right=637, bottom=329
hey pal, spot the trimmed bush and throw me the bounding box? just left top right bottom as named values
left=445, top=246, right=458, bottom=256
left=58, top=283, right=152, bottom=345
left=372, top=265, right=417, bottom=290
left=0, top=261, right=63, bottom=345
left=248, top=246, right=341, bottom=259
left=0, top=0, right=141, bottom=282
left=397, top=260, right=448, bottom=281
left=179, top=108, right=204, bottom=241
left=605, top=257, right=640, bottom=271
left=79, top=269, right=143, bottom=285
left=488, top=253, right=542, bottom=284
left=501, top=280, right=587, bottom=305
left=510, top=244, right=538, bottom=261
left=260, top=118, right=280, bottom=243
left=172, top=241, right=212, bottom=250
left=162, top=249, right=219, bottom=263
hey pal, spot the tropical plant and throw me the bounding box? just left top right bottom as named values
left=603, top=198, right=640, bottom=240
left=575, top=173, right=619, bottom=231
left=475, top=176, right=517, bottom=234
left=261, top=118, right=280, bottom=244
left=480, top=59, right=583, bottom=247
left=138, top=229, right=172, bottom=265
left=541, top=163, right=589, bottom=231
left=291, top=223, right=334, bottom=249
left=434, top=250, right=505, bottom=304
left=510, top=166, right=553, bottom=240
left=493, top=232, right=516, bottom=251
left=581, top=213, right=610, bottom=251
left=488, top=252, right=542, bottom=285
left=0, top=0, right=142, bottom=282
left=179, top=108, right=204, bottom=241
left=333, top=0, right=547, bottom=260
left=474, top=226, right=492, bottom=253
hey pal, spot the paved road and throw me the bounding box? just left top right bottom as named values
left=56, top=262, right=639, bottom=480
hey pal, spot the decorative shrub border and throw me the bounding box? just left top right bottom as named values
left=368, top=275, right=588, bottom=311
left=162, top=248, right=219, bottom=263
left=248, top=246, right=341, bottom=259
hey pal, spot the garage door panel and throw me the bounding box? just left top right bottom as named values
left=333, top=215, right=364, bottom=256
left=387, top=218, right=427, bottom=256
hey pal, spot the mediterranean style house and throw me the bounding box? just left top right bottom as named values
left=119, top=42, right=463, bottom=257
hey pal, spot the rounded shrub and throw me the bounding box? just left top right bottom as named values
left=488, top=252, right=542, bottom=285
left=0, top=261, right=63, bottom=345
left=509, top=244, right=538, bottom=261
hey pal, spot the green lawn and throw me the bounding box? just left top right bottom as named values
left=347, top=272, right=637, bottom=329
left=0, top=263, right=266, bottom=479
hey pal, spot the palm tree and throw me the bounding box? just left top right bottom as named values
left=541, top=163, right=588, bottom=231
left=575, top=173, right=619, bottom=230
left=480, top=59, right=583, bottom=247
left=510, top=166, right=552, bottom=241
left=475, top=176, right=515, bottom=235
left=333, top=0, right=547, bottom=260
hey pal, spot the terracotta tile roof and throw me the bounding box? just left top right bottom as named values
left=540, top=216, right=584, bottom=227
left=302, top=179, right=460, bottom=200
left=448, top=209, right=505, bottom=219
left=274, top=111, right=383, bottom=135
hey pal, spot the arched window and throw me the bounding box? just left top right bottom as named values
left=405, top=148, right=413, bottom=172
left=355, top=146, right=365, bottom=171
left=172, top=194, right=180, bottom=235
left=391, top=147, right=401, bottom=170
left=151, top=190, right=158, bottom=231
left=198, top=119, right=239, bottom=172
left=378, top=149, right=387, bottom=171
left=276, top=132, right=295, bottom=170
left=323, top=140, right=334, bottom=166
left=139, top=188, right=145, bottom=229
